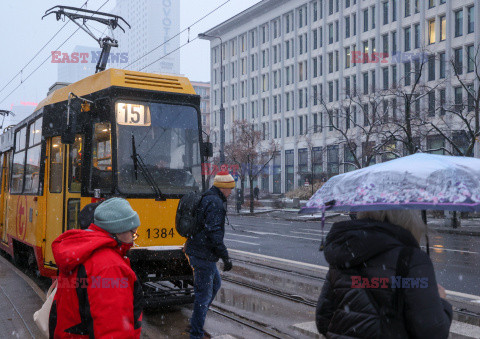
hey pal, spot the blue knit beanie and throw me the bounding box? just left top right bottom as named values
left=94, top=198, right=140, bottom=234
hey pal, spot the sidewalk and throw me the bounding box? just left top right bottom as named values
left=0, top=255, right=45, bottom=338
left=229, top=204, right=480, bottom=237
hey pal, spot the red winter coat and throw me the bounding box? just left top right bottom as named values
left=49, top=225, right=143, bottom=338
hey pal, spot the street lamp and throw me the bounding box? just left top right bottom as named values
left=198, top=32, right=225, bottom=165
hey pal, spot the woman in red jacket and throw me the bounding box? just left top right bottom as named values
left=49, top=198, right=143, bottom=338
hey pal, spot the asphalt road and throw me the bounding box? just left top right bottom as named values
left=225, top=214, right=480, bottom=296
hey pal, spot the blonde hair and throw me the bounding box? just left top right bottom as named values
left=356, top=210, right=426, bottom=243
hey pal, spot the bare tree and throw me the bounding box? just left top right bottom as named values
left=225, top=120, right=278, bottom=213
left=318, top=89, right=396, bottom=172
left=387, top=48, right=445, bottom=155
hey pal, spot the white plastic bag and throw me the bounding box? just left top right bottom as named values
left=34, top=281, right=57, bottom=338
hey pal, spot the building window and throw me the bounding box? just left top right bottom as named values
left=363, top=9, right=368, bottom=32
left=468, top=6, right=475, bottom=34
left=335, top=20, right=339, bottom=42
left=404, top=62, right=411, bottom=86
left=440, top=89, right=446, bottom=115
left=455, top=10, right=463, bottom=37
left=439, top=52, right=446, bottom=78
left=454, top=86, right=463, bottom=112
left=427, top=135, right=445, bottom=155
left=404, top=27, right=411, bottom=52
left=440, top=16, right=446, bottom=41
left=327, top=145, right=339, bottom=177
left=345, top=47, right=351, bottom=68
left=428, top=0, right=434, bottom=8
left=392, top=31, right=397, bottom=54
left=454, top=48, right=463, bottom=75
left=371, top=6, right=376, bottom=29
left=383, top=67, right=389, bottom=90
left=353, top=13, right=357, bottom=35
left=428, top=92, right=435, bottom=116
left=345, top=16, right=350, bottom=38
left=329, top=23, right=334, bottom=44
left=428, top=19, right=435, bottom=44
left=414, top=23, right=420, bottom=48
left=405, top=0, right=410, bottom=17
left=428, top=55, right=435, bottom=81
left=383, top=2, right=389, bottom=25
left=392, top=0, right=397, bottom=21
left=363, top=72, right=369, bottom=95
left=467, top=45, right=475, bottom=73
left=329, top=52, right=334, bottom=73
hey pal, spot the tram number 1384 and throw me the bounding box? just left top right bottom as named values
left=146, top=228, right=175, bottom=239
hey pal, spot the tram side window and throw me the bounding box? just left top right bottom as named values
left=69, top=135, right=83, bottom=192
left=50, top=136, right=63, bottom=193
left=24, top=118, right=43, bottom=194
left=91, top=123, right=112, bottom=191
left=11, top=127, right=27, bottom=194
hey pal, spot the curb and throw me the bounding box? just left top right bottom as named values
left=433, top=228, right=480, bottom=237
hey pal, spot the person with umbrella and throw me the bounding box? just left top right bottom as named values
left=315, top=209, right=452, bottom=338
left=301, top=154, right=480, bottom=338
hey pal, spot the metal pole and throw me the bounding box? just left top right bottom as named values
left=198, top=33, right=225, bottom=165
left=219, top=37, right=225, bottom=165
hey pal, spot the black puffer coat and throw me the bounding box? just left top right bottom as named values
left=316, top=219, right=452, bottom=338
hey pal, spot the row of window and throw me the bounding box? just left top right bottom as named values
left=216, top=82, right=475, bottom=139
left=213, top=2, right=474, bottom=63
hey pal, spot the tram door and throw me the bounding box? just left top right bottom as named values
left=44, top=135, right=83, bottom=267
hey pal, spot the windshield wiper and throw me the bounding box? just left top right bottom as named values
left=131, top=133, right=166, bottom=201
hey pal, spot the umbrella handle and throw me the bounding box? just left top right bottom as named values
left=319, top=206, right=326, bottom=251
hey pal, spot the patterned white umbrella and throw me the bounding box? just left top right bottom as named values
left=301, top=153, right=480, bottom=214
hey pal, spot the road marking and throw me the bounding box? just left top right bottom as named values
left=227, top=233, right=259, bottom=239
left=263, top=221, right=295, bottom=226
left=229, top=249, right=330, bottom=271
left=301, top=228, right=325, bottom=233
left=224, top=238, right=259, bottom=246
left=421, top=245, right=479, bottom=254
left=244, top=230, right=322, bottom=241
left=291, top=231, right=327, bottom=236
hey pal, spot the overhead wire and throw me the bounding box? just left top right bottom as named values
left=0, top=0, right=110, bottom=107
left=0, top=0, right=89, bottom=97
left=123, top=0, right=231, bottom=70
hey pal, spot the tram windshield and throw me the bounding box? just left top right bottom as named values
left=115, top=101, right=202, bottom=195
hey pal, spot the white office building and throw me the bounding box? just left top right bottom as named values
left=202, top=0, right=478, bottom=194
left=113, top=0, right=180, bottom=74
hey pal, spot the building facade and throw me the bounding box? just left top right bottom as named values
left=113, top=0, right=180, bottom=74
left=202, top=0, right=478, bottom=194
left=191, top=81, right=211, bottom=135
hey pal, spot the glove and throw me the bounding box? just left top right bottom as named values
left=222, top=258, right=233, bottom=272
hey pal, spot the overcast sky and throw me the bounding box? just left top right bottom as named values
left=0, top=0, right=260, bottom=118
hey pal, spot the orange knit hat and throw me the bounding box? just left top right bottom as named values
left=213, top=171, right=235, bottom=189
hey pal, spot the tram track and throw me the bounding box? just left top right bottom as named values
left=228, top=256, right=480, bottom=326
left=210, top=305, right=296, bottom=339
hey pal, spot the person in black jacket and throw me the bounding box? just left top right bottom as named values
left=316, top=209, right=452, bottom=338
left=185, top=171, right=234, bottom=339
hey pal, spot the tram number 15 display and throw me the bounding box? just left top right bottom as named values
left=116, top=102, right=151, bottom=126
left=146, top=228, right=175, bottom=239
